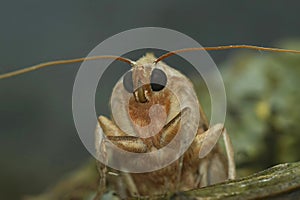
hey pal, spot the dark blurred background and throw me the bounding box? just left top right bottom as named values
left=1, top=1, right=300, bottom=199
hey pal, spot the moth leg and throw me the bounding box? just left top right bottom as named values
left=122, top=172, right=140, bottom=197
left=222, top=128, right=236, bottom=180
left=175, top=155, right=184, bottom=192
left=98, top=115, right=128, bottom=136
left=100, top=137, right=147, bottom=197
left=157, top=108, right=186, bottom=192
left=95, top=116, right=127, bottom=199
left=93, top=160, right=107, bottom=200
left=96, top=116, right=148, bottom=197
left=94, top=122, right=108, bottom=199
left=198, top=123, right=236, bottom=180
left=105, top=135, right=148, bottom=153
left=97, top=115, right=148, bottom=153
left=158, top=109, right=183, bottom=147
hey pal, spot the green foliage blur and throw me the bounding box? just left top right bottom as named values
left=222, top=40, right=300, bottom=176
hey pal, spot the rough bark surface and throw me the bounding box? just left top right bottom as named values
left=140, top=162, right=300, bottom=200
left=25, top=161, right=300, bottom=200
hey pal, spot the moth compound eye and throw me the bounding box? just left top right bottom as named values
left=150, top=68, right=167, bottom=91
left=123, top=70, right=134, bottom=93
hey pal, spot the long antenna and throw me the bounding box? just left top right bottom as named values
left=155, top=45, right=300, bottom=63
left=0, top=55, right=134, bottom=80
left=1, top=45, right=300, bottom=80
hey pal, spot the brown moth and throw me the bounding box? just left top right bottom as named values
left=1, top=45, right=300, bottom=199
left=94, top=53, right=236, bottom=199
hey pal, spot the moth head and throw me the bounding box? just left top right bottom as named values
left=111, top=53, right=181, bottom=135
left=122, top=64, right=167, bottom=103
left=111, top=53, right=199, bottom=138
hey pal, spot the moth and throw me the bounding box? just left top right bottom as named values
left=94, top=52, right=235, bottom=199
left=1, top=45, right=300, bottom=199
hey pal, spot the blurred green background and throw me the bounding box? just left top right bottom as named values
left=1, top=1, right=300, bottom=199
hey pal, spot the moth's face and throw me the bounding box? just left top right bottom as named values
left=110, top=55, right=182, bottom=137
left=124, top=63, right=176, bottom=129
left=123, top=63, right=166, bottom=103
